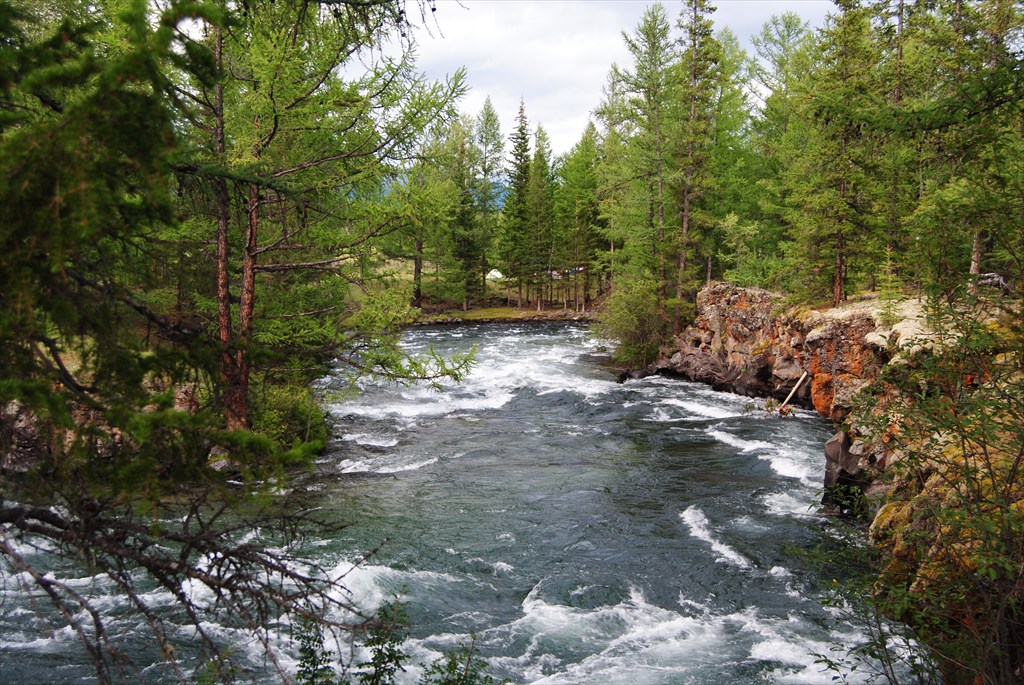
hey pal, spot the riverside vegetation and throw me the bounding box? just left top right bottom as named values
left=0, top=0, right=1021, bottom=683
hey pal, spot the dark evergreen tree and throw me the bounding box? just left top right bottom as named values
left=672, top=0, right=721, bottom=329
left=450, top=120, right=483, bottom=309
left=527, top=125, right=557, bottom=309
left=555, top=121, right=603, bottom=311
left=473, top=96, right=504, bottom=295
left=500, top=99, right=532, bottom=306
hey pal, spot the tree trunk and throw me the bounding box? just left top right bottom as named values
left=834, top=225, right=845, bottom=308
left=413, top=238, right=423, bottom=307
left=676, top=185, right=691, bottom=334
left=229, top=183, right=260, bottom=430
left=969, top=228, right=984, bottom=294
left=213, top=29, right=246, bottom=432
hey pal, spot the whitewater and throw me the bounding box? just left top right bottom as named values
left=1, top=322, right=882, bottom=683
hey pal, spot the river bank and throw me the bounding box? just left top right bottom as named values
left=649, top=282, right=1024, bottom=682
left=414, top=305, right=600, bottom=326
left=643, top=281, right=934, bottom=515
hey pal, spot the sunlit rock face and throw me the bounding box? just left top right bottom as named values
left=655, top=281, right=887, bottom=422
left=653, top=282, right=941, bottom=517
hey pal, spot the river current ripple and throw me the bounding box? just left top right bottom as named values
left=317, top=323, right=860, bottom=684
left=0, top=322, right=868, bottom=684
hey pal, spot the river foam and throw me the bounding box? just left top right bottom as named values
left=680, top=506, right=752, bottom=568
left=1, top=323, right=894, bottom=684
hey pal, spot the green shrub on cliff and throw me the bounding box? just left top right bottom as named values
left=860, top=294, right=1024, bottom=684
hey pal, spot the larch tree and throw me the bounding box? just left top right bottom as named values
left=0, top=1, right=474, bottom=682
left=672, top=0, right=720, bottom=330
left=613, top=1, right=678, bottom=292
left=701, top=27, right=753, bottom=286
left=728, top=11, right=814, bottom=289
left=902, top=0, right=1024, bottom=297
left=594, top=71, right=647, bottom=279
left=784, top=0, right=880, bottom=306
left=172, top=0, right=467, bottom=430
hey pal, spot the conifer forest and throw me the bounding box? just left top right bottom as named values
left=1, top=0, right=1022, bottom=683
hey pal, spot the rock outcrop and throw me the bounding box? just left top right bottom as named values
left=655, top=282, right=894, bottom=420
left=1, top=401, right=49, bottom=472
left=653, top=281, right=932, bottom=513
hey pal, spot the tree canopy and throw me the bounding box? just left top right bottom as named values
left=2, top=0, right=1023, bottom=682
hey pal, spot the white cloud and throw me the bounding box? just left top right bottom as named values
left=408, top=0, right=833, bottom=157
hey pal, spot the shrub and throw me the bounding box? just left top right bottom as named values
left=598, top=276, right=668, bottom=368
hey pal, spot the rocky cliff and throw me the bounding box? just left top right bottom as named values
left=652, top=281, right=931, bottom=513
left=646, top=283, right=1023, bottom=680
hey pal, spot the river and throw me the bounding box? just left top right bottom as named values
left=1, top=322, right=873, bottom=684
left=315, top=322, right=862, bottom=684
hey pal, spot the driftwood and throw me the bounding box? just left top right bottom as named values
left=777, top=371, right=809, bottom=416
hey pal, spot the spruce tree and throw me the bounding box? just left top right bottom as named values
left=500, top=99, right=532, bottom=306
left=527, top=125, right=556, bottom=310
left=474, top=96, right=504, bottom=295
left=555, top=122, right=602, bottom=311
left=449, top=119, right=483, bottom=309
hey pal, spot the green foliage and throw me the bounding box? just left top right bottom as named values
left=356, top=601, right=409, bottom=685
left=859, top=296, right=1024, bottom=683
left=877, top=247, right=904, bottom=330
left=598, top=276, right=667, bottom=368
left=296, top=619, right=339, bottom=685
left=340, top=285, right=474, bottom=390
left=811, top=539, right=942, bottom=685
left=420, top=637, right=505, bottom=685
left=498, top=100, right=532, bottom=300
left=252, top=380, right=328, bottom=448
left=0, top=1, right=475, bottom=683
left=293, top=602, right=504, bottom=685
left=720, top=215, right=785, bottom=288
left=553, top=122, right=603, bottom=310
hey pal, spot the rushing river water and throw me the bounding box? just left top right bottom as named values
left=316, top=322, right=860, bottom=684
left=1, top=322, right=873, bottom=684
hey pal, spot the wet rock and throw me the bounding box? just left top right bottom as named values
left=655, top=282, right=895, bottom=420
left=1, top=402, right=48, bottom=472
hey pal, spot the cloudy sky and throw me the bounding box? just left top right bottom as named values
left=401, top=0, right=836, bottom=157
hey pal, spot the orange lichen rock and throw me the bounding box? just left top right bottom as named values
left=811, top=373, right=835, bottom=416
